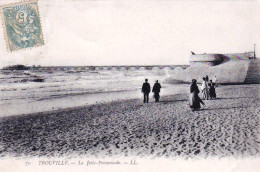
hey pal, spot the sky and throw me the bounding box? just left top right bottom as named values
left=0, top=0, right=259, bottom=67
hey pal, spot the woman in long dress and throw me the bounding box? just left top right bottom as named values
left=208, top=80, right=217, bottom=99
left=190, top=79, right=205, bottom=111
left=205, top=75, right=210, bottom=98
left=201, top=77, right=208, bottom=100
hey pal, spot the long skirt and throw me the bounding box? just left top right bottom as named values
left=209, top=87, right=216, bottom=98
left=189, top=92, right=201, bottom=110
left=201, top=88, right=208, bottom=100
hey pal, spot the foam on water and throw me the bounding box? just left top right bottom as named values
left=0, top=69, right=173, bottom=107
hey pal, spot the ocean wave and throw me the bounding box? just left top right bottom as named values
left=0, top=69, right=174, bottom=105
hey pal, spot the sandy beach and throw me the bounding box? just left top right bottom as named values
left=0, top=84, right=189, bottom=117
left=0, top=84, right=259, bottom=159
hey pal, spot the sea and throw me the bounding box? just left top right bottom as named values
left=0, top=67, right=190, bottom=116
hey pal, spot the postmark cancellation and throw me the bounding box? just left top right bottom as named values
left=0, top=0, right=44, bottom=52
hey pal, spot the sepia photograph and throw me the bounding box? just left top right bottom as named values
left=0, top=0, right=259, bottom=171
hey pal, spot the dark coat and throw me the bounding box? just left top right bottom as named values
left=152, top=83, right=161, bottom=93
left=208, top=82, right=216, bottom=98
left=190, top=83, right=199, bottom=94
left=190, top=83, right=204, bottom=109
left=142, top=83, right=151, bottom=93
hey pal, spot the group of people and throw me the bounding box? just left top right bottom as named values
left=141, top=75, right=218, bottom=112
left=201, top=75, right=217, bottom=100
left=141, top=79, right=161, bottom=103
left=189, top=75, right=218, bottom=112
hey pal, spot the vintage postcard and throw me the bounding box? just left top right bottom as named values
left=0, top=0, right=259, bottom=172
left=0, top=0, right=44, bottom=52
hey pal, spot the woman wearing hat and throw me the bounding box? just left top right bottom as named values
left=190, top=79, right=205, bottom=111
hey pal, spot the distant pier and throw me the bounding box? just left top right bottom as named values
left=30, top=65, right=189, bottom=71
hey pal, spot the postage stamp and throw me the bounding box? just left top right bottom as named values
left=0, top=0, right=44, bottom=52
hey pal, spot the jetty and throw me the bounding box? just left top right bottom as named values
left=171, top=45, right=259, bottom=84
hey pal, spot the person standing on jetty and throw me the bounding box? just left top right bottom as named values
left=142, top=79, right=151, bottom=103
left=190, top=79, right=205, bottom=111
left=152, top=80, right=161, bottom=102
left=201, top=77, right=208, bottom=100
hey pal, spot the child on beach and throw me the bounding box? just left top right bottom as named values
left=190, top=79, right=205, bottom=111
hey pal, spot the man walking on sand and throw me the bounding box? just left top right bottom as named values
left=152, top=80, right=161, bottom=102
left=142, top=79, right=151, bottom=103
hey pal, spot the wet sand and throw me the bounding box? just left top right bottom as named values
left=0, top=84, right=259, bottom=158
left=0, top=84, right=189, bottom=117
